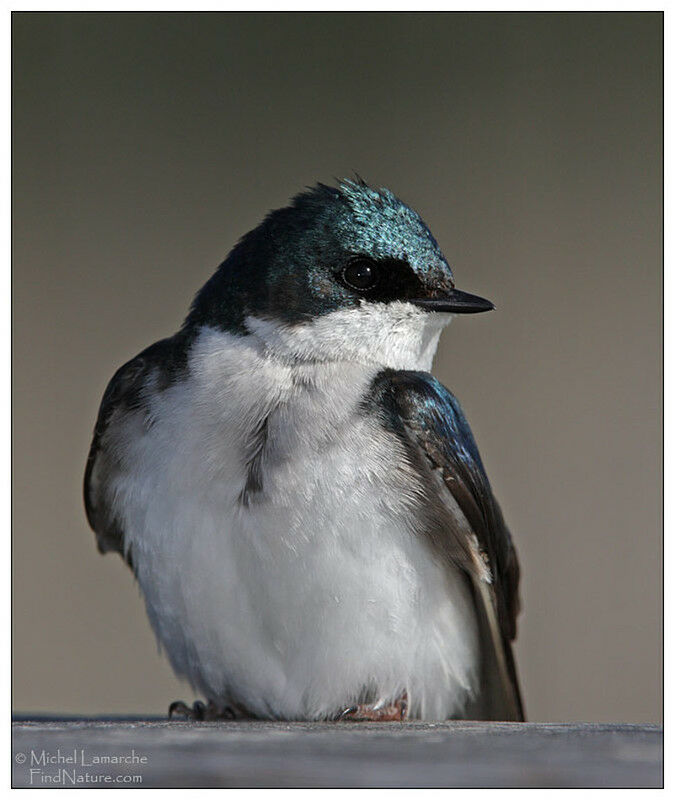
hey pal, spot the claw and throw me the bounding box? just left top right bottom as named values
left=338, top=705, right=359, bottom=720
left=168, top=700, right=195, bottom=720
left=337, top=692, right=409, bottom=722
left=168, top=699, right=237, bottom=721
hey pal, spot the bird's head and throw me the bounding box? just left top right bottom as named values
left=186, top=179, right=493, bottom=370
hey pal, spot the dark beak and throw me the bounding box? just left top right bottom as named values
left=410, top=288, right=494, bottom=314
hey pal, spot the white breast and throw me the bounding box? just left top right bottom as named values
left=111, top=324, right=480, bottom=720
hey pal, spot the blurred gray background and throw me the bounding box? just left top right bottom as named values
left=13, top=12, right=662, bottom=722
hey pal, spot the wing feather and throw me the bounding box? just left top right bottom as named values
left=83, top=335, right=189, bottom=568
left=367, top=369, right=524, bottom=721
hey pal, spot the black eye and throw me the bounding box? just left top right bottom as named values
left=341, top=258, right=379, bottom=291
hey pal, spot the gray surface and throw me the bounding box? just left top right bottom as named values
left=12, top=719, right=662, bottom=788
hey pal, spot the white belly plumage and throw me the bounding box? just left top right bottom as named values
left=112, top=328, right=480, bottom=720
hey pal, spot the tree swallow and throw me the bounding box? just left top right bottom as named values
left=84, top=179, right=524, bottom=722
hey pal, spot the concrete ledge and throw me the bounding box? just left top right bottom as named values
left=12, top=718, right=663, bottom=788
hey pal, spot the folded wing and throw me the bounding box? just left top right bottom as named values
left=366, top=370, right=524, bottom=721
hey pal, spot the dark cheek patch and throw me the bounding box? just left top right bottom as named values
left=312, top=275, right=338, bottom=298
left=268, top=271, right=352, bottom=324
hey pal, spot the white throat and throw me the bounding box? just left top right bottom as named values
left=245, top=301, right=452, bottom=372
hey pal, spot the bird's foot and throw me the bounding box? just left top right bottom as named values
left=338, top=692, right=408, bottom=722
left=168, top=699, right=236, bottom=721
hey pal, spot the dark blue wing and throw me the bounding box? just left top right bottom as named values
left=366, top=369, right=523, bottom=720
left=84, top=333, right=190, bottom=567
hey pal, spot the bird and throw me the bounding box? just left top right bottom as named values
left=84, top=178, right=524, bottom=722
